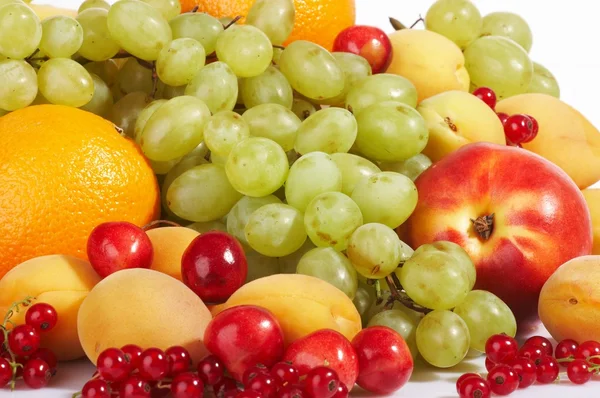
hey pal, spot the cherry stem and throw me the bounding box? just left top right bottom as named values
left=2, top=296, right=36, bottom=390
left=191, top=5, right=199, bottom=12
left=273, top=44, right=286, bottom=50
left=410, top=15, right=424, bottom=29
left=142, top=220, right=182, bottom=231
left=223, top=15, right=242, bottom=30
left=385, top=274, right=432, bottom=314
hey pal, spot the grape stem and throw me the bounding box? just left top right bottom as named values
left=191, top=5, right=199, bottom=12
left=223, top=15, right=243, bottom=30
left=471, top=214, right=495, bottom=240
left=2, top=296, right=36, bottom=391
left=410, top=15, right=424, bottom=29
left=150, top=62, right=159, bottom=99
left=385, top=274, right=432, bottom=314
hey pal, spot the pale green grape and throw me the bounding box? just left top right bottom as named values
left=157, top=38, right=206, bottom=87
left=160, top=83, right=186, bottom=99
left=80, top=73, right=113, bottom=116
left=210, top=152, right=227, bottom=165
left=215, top=25, right=273, bottom=78
left=279, top=40, right=345, bottom=100
left=184, top=61, right=238, bottom=114
left=481, top=12, right=532, bottom=52
left=107, top=0, right=172, bottom=61
left=528, top=62, right=560, bottom=98
left=285, top=152, right=342, bottom=212
left=0, top=60, right=37, bottom=111
left=294, top=108, right=357, bottom=155
left=292, top=98, right=317, bottom=121
left=84, top=59, right=119, bottom=86
left=227, top=195, right=282, bottom=244
left=239, top=66, right=293, bottom=109
left=271, top=47, right=283, bottom=65
left=346, top=74, right=418, bottom=115
left=278, top=240, right=316, bottom=273
left=161, top=144, right=209, bottom=210
left=379, top=153, right=432, bottom=182
left=297, top=247, right=358, bottom=299
left=321, top=52, right=372, bottom=106
left=225, top=137, right=289, bottom=197
left=330, top=153, right=381, bottom=196
left=368, top=308, right=420, bottom=359
left=169, top=12, right=223, bottom=55
left=141, top=95, right=211, bottom=161
left=78, top=0, right=110, bottom=13
left=416, top=310, right=470, bottom=368
left=218, top=17, right=233, bottom=26
left=187, top=220, right=227, bottom=234
left=464, top=36, right=533, bottom=99
left=425, top=0, right=482, bottom=49
left=453, top=290, right=517, bottom=352
left=245, top=245, right=281, bottom=282
left=0, top=3, right=41, bottom=59
left=304, top=192, right=362, bottom=251
left=204, top=111, right=250, bottom=157
left=351, top=171, right=417, bottom=229
left=108, top=91, right=151, bottom=138
left=347, top=223, right=405, bottom=279
left=355, top=101, right=429, bottom=162
left=77, top=8, right=120, bottom=61
left=133, top=99, right=168, bottom=144
left=116, top=58, right=153, bottom=95
left=363, top=290, right=417, bottom=325
left=38, top=58, right=94, bottom=107
left=0, top=0, right=25, bottom=5
left=40, top=16, right=83, bottom=59
left=141, top=0, right=181, bottom=21
left=167, top=163, right=242, bottom=222
left=246, top=0, right=294, bottom=45
left=242, top=104, right=301, bottom=151
left=245, top=203, right=307, bottom=257
left=151, top=158, right=180, bottom=175
left=353, top=282, right=374, bottom=319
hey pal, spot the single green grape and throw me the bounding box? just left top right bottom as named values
left=107, top=91, right=151, bottom=139
left=215, top=25, right=273, bottom=78
left=140, top=0, right=181, bottom=21
left=330, top=153, right=381, bottom=196
left=187, top=220, right=227, bottom=234
left=133, top=99, right=168, bottom=144
left=80, top=73, right=113, bottom=117
left=150, top=158, right=180, bottom=175
left=227, top=195, right=282, bottom=245
left=416, top=310, right=470, bottom=368
left=77, top=8, right=121, bottom=62
left=38, top=58, right=95, bottom=107
left=464, top=36, right=533, bottom=99
left=291, top=98, right=317, bottom=121
left=321, top=52, right=372, bottom=106
left=368, top=308, right=421, bottom=359
left=240, top=66, right=293, bottom=109
left=453, top=290, right=517, bottom=352
left=84, top=59, right=119, bottom=87
left=346, top=74, right=418, bottom=115
left=355, top=101, right=429, bottom=162
left=245, top=203, right=307, bottom=257
left=528, top=62, right=560, bottom=98
left=0, top=3, right=42, bottom=59
left=279, top=40, right=345, bottom=101
left=379, top=153, right=433, bottom=182
left=77, top=0, right=110, bottom=13
left=245, top=244, right=282, bottom=282
left=425, top=0, right=482, bottom=49
left=161, top=143, right=209, bottom=212
left=116, top=58, right=154, bottom=96
left=39, top=16, right=83, bottom=59
left=481, top=11, right=533, bottom=53
left=347, top=223, right=406, bottom=279
left=160, top=83, right=186, bottom=99
left=294, top=107, right=357, bottom=155
left=203, top=111, right=250, bottom=157
left=246, top=0, right=294, bottom=45
left=156, top=38, right=206, bottom=87
left=184, top=61, right=238, bottom=114
left=242, top=103, right=301, bottom=152
left=0, top=60, right=37, bottom=111
left=353, top=282, right=374, bottom=319
left=169, top=12, right=223, bottom=55
left=107, top=0, right=172, bottom=61
left=297, top=247, right=358, bottom=299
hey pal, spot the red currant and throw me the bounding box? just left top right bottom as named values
left=8, top=324, right=41, bottom=356
left=304, top=367, right=339, bottom=398
left=496, top=112, right=509, bottom=126
left=138, top=348, right=169, bottom=381
left=518, top=344, right=545, bottom=366
left=504, top=114, right=535, bottom=144
left=214, top=377, right=240, bottom=398
left=166, top=346, right=192, bottom=376
left=171, top=371, right=204, bottom=398
left=237, top=391, right=264, bottom=398
left=242, top=364, right=270, bottom=386
left=457, top=376, right=491, bottom=398
left=278, top=384, right=305, bottom=398
left=574, top=340, right=600, bottom=366
left=485, top=334, right=518, bottom=364
left=197, top=355, right=225, bottom=385
left=0, top=357, right=12, bottom=388
left=508, top=356, right=536, bottom=388
left=521, top=115, right=539, bottom=143
left=246, top=373, right=279, bottom=398
left=30, top=348, right=58, bottom=375
left=82, top=379, right=111, bottom=398
left=456, top=373, right=480, bottom=393
left=486, top=364, right=519, bottom=396
left=567, top=359, right=593, bottom=384
left=271, top=362, right=300, bottom=386
left=523, top=336, right=553, bottom=356
left=122, top=344, right=144, bottom=370
left=331, top=383, right=348, bottom=398
left=536, top=356, right=559, bottom=384
left=25, top=303, right=58, bottom=333
left=96, top=348, right=131, bottom=382
left=555, top=339, right=578, bottom=366
left=473, top=87, right=497, bottom=109
left=120, top=375, right=152, bottom=398
left=23, top=359, right=52, bottom=389
left=484, top=357, right=496, bottom=372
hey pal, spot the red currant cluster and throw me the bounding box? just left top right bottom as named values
left=0, top=297, right=59, bottom=391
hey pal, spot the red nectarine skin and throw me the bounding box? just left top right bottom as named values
left=404, top=143, right=592, bottom=324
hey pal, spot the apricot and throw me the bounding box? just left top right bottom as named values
left=146, top=226, right=200, bottom=281
left=0, top=255, right=101, bottom=361
left=78, top=268, right=212, bottom=364
left=582, top=189, right=600, bottom=255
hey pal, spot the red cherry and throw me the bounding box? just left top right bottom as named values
left=496, top=112, right=509, bottom=126
left=122, top=344, right=144, bottom=370
left=536, top=356, right=559, bottom=384
left=567, top=359, right=593, bottom=384
left=120, top=375, right=152, bottom=398
left=271, top=362, right=300, bottom=385
left=555, top=339, right=578, bottom=366
left=8, top=324, right=41, bottom=356
left=25, top=303, right=58, bottom=333
left=484, top=357, right=496, bottom=372
left=166, top=346, right=192, bottom=376
left=97, top=348, right=132, bottom=382
left=304, top=367, right=339, bottom=398
left=517, top=344, right=545, bottom=366
left=457, top=376, right=491, bottom=398
left=521, top=115, right=539, bottom=143
left=484, top=334, right=518, bottom=364
left=30, top=348, right=58, bottom=375
left=171, top=372, right=204, bottom=398
left=0, top=357, right=12, bottom=388
left=23, top=359, right=52, bottom=389
left=508, top=357, right=536, bottom=388
left=237, top=391, right=264, bottom=398
left=246, top=373, right=279, bottom=398
left=82, top=379, right=111, bottom=398
left=331, top=383, right=348, bottom=398
left=486, top=364, right=519, bottom=396
left=455, top=373, right=480, bottom=393
left=243, top=364, right=271, bottom=386
left=575, top=340, right=600, bottom=366
left=277, top=384, right=305, bottom=398
left=504, top=114, right=534, bottom=144
left=473, top=87, right=497, bottom=109
left=332, top=25, right=393, bottom=74
left=138, top=348, right=169, bottom=381
left=523, top=335, right=553, bottom=356
left=197, top=355, right=225, bottom=385
left=214, top=377, right=240, bottom=397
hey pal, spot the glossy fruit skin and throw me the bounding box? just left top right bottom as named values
left=271, top=362, right=300, bottom=386
left=457, top=376, right=491, bottom=398
left=484, top=357, right=496, bottom=372
left=25, top=303, right=58, bottom=332
left=536, top=356, right=559, bottom=384
left=486, top=364, right=519, bottom=396
left=278, top=384, right=305, bottom=398
left=555, top=339, right=578, bottom=366
left=504, top=114, right=534, bottom=144
left=204, top=305, right=285, bottom=381
left=181, top=231, right=248, bottom=304
left=82, top=379, right=111, bottom=398
left=523, top=336, right=553, bottom=356
left=332, top=25, right=392, bottom=73
left=197, top=355, right=224, bottom=385
left=473, top=87, right=497, bottom=109
left=518, top=345, right=545, bottom=366
left=575, top=340, right=600, bottom=365
left=166, top=346, right=192, bottom=376
left=30, top=348, right=58, bottom=374
left=283, top=329, right=358, bottom=389
left=171, top=372, right=204, bottom=398
left=120, top=375, right=152, bottom=397
left=485, top=334, right=518, bottom=364
left=246, top=373, right=279, bottom=398
left=8, top=324, right=41, bottom=356
left=304, top=366, right=339, bottom=398
left=0, top=357, right=12, bottom=388
left=96, top=348, right=132, bottom=382
left=138, top=348, right=169, bottom=381
left=23, top=359, right=52, bottom=389
left=214, top=377, right=239, bottom=397
left=567, top=359, right=593, bottom=384
left=455, top=373, right=480, bottom=393
left=496, top=112, right=509, bottom=125
left=508, top=357, right=536, bottom=388
left=122, top=344, right=144, bottom=370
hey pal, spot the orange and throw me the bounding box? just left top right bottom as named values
left=179, top=0, right=199, bottom=13
left=0, top=105, right=160, bottom=279
left=195, top=0, right=356, bottom=50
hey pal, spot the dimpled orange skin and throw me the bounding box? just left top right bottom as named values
left=0, top=105, right=160, bottom=279
left=179, top=0, right=199, bottom=13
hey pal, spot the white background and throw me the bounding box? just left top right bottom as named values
left=9, top=0, right=600, bottom=397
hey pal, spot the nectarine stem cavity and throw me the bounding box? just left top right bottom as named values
left=471, top=213, right=495, bottom=240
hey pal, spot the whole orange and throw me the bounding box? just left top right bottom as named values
left=179, top=0, right=199, bottom=13
left=195, top=0, right=356, bottom=50
left=0, top=105, right=160, bottom=279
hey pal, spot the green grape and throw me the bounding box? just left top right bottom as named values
left=116, top=58, right=153, bottom=96
left=297, top=247, right=358, bottom=299
left=353, top=282, right=374, bottom=319
left=0, top=3, right=41, bottom=59
left=204, top=111, right=250, bottom=157
left=271, top=47, right=283, bottom=65
left=347, top=223, right=405, bottom=279
left=108, top=91, right=151, bottom=139
left=239, top=66, right=293, bottom=109
left=167, top=163, right=242, bottom=222
left=351, top=171, right=417, bottom=229
left=368, top=308, right=420, bottom=359
left=453, top=290, right=517, bottom=352
left=80, top=73, right=113, bottom=117
left=161, top=143, right=209, bottom=211
left=77, top=8, right=120, bottom=61
left=215, top=25, right=273, bottom=78
left=321, top=52, right=372, bottom=106
left=141, top=95, right=211, bottom=161
left=285, top=152, right=342, bottom=212
left=481, top=12, right=532, bottom=52
left=363, top=290, right=413, bottom=325
left=346, top=74, right=418, bottom=115
left=528, top=62, right=560, bottom=98
left=187, top=220, right=227, bottom=234
left=107, top=0, right=172, bottom=61
left=425, top=0, right=482, bottom=49
left=78, top=0, right=110, bottom=13
left=355, top=101, right=429, bottom=162
left=294, top=108, right=357, bottom=155
left=245, top=245, right=281, bottom=282
left=39, top=16, right=83, bottom=59
left=133, top=99, right=168, bottom=144
left=0, top=60, right=37, bottom=111
left=242, top=104, right=301, bottom=152
left=84, top=59, right=119, bottom=87
left=151, top=158, right=180, bottom=175
left=38, top=58, right=95, bottom=107
left=245, top=203, right=307, bottom=257
left=278, top=240, right=316, bottom=273
left=416, top=310, right=470, bottom=368
left=292, top=98, right=317, bottom=121
left=156, top=38, right=206, bottom=87
left=246, top=0, right=294, bottom=45
left=225, top=137, right=289, bottom=197
left=160, top=83, right=186, bottom=99
left=169, top=12, right=223, bottom=55
left=379, top=153, right=432, bottom=182
left=330, top=153, right=381, bottom=196
left=304, top=192, right=363, bottom=251
left=464, top=36, right=533, bottom=99
left=184, top=61, right=238, bottom=114
left=227, top=195, right=282, bottom=244
left=210, top=152, right=228, bottom=165
left=0, top=0, right=25, bottom=5
left=141, top=0, right=181, bottom=21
